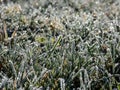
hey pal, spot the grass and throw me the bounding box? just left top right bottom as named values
left=0, top=0, right=120, bottom=90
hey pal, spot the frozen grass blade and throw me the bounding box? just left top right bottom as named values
left=59, top=78, right=65, bottom=90
left=9, top=60, right=17, bottom=79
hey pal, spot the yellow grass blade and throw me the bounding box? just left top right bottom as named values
left=3, top=21, right=8, bottom=40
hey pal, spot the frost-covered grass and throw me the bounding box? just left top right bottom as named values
left=0, top=0, right=120, bottom=90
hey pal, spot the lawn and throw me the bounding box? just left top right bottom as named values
left=0, top=0, right=120, bottom=90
